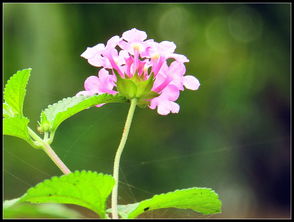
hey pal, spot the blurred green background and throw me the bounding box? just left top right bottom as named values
left=3, top=3, right=290, bottom=219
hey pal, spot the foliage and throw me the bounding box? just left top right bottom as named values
left=3, top=68, right=31, bottom=117
left=110, top=187, right=222, bottom=219
left=20, top=171, right=115, bottom=219
left=6, top=172, right=221, bottom=219
left=4, top=198, right=82, bottom=219
left=39, top=94, right=126, bottom=133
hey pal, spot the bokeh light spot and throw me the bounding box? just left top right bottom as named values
left=228, top=6, right=263, bottom=43
left=157, top=6, right=191, bottom=45
left=205, top=17, right=231, bottom=53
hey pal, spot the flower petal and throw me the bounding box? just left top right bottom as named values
left=183, top=75, right=200, bottom=90
left=171, top=53, right=189, bottom=63
left=81, top=43, right=105, bottom=59
left=157, top=100, right=180, bottom=115
left=169, top=61, right=186, bottom=76
left=98, top=68, right=110, bottom=79
left=84, top=76, right=100, bottom=92
left=170, top=101, right=180, bottom=113
left=122, top=28, right=147, bottom=42
left=157, top=100, right=171, bottom=115
left=88, top=56, right=104, bottom=67
left=106, top=35, right=120, bottom=48
left=159, top=41, right=176, bottom=55
left=161, top=84, right=180, bottom=101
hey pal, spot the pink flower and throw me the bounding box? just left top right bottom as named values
left=76, top=69, right=117, bottom=107
left=149, top=85, right=180, bottom=115
left=77, top=28, right=200, bottom=115
left=119, top=28, right=148, bottom=55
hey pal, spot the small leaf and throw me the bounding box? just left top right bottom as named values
left=3, top=116, right=34, bottom=146
left=3, top=68, right=32, bottom=116
left=135, top=74, right=154, bottom=98
left=40, top=94, right=126, bottom=132
left=137, top=91, right=159, bottom=107
left=112, top=187, right=222, bottom=219
left=116, top=76, right=137, bottom=99
left=20, top=170, right=115, bottom=218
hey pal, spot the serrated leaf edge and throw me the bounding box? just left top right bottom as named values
left=3, top=68, right=32, bottom=116
left=20, top=170, right=114, bottom=217
left=39, top=94, right=126, bottom=132
left=117, top=187, right=221, bottom=218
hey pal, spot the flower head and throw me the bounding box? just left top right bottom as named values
left=78, top=28, right=200, bottom=115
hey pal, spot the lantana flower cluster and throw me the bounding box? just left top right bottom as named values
left=77, top=28, right=200, bottom=115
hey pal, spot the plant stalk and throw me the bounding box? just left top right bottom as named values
left=111, top=98, right=137, bottom=219
left=28, top=128, right=71, bottom=175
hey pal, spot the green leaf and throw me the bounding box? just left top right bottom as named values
left=4, top=198, right=82, bottom=219
left=39, top=94, right=126, bottom=133
left=135, top=74, right=154, bottom=98
left=112, top=187, right=222, bottom=219
left=20, top=170, right=115, bottom=219
left=116, top=76, right=137, bottom=99
left=137, top=91, right=159, bottom=108
left=3, top=116, right=34, bottom=146
left=3, top=197, right=21, bottom=209
left=3, top=68, right=32, bottom=116
left=3, top=103, right=15, bottom=118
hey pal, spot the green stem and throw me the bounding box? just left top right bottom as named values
left=28, top=128, right=71, bottom=175
left=111, top=98, right=137, bottom=219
